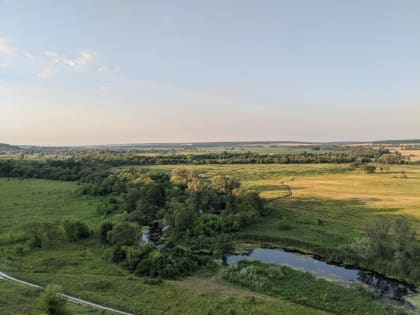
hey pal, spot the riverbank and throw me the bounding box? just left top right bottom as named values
left=224, top=260, right=412, bottom=315
left=230, top=244, right=420, bottom=312
left=234, top=241, right=419, bottom=288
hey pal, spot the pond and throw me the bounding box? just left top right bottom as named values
left=227, top=248, right=418, bottom=309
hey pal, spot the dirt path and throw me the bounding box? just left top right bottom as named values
left=0, top=271, right=134, bottom=315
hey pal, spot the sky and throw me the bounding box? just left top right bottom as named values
left=0, top=0, right=419, bottom=145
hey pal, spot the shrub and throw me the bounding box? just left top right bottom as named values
left=24, top=222, right=63, bottom=248
left=37, top=284, right=69, bottom=315
left=15, top=244, right=25, bottom=255
left=63, top=220, right=90, bottom=241
left=143, top=278, right=163, bottom=285
left=111, top=245, right=126, bottom=263
left=277, top=221, right=292, bottom=230
left=362, top=165, right=376, bottom=174
left=99, top=222, right=113, bottom=244
left=107, top=222, right=140, bottom=246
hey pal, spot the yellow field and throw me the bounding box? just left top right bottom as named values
left=139, top=164, right=420, bottom=222
left=285, top=166, right=420, bottom=218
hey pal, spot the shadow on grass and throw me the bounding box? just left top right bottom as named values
left=238, top=196, right=410, bottom=254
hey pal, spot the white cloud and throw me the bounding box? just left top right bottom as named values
left=0, top=38, right=32, bottom=59
left=0, top=63, right=12, bottom=68
left=44, top=50, right=95, bottom=68
left=63, top=51, right=95, bottom=67
left=0, top=38, right=17, bottom=54
left=99, top=85, right=110, bottom=92
left=44, top=51, right=61, bottom=63
left=37, top=68, right=57, bottom=78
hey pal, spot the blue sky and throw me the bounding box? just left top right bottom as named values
left=1, top=0, right=419, bottom=145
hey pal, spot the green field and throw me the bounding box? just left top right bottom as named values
left=0, top=179, right=109, bottom=245
left=0, top=280, right=111, bottom=315
left=0, top=178, right=328, bottom=315
left=1, top=163, right=420, bottom=314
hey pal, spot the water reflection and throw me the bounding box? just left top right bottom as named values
left=357, top=270, right=414, bottom=301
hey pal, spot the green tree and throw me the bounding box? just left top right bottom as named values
left=393, top=218, right=417, bottom=274
left=107, top=222, right=140, bottom=246
left=166, top=200, right=196, bottom=232
left=366, top=219, right=392, bottom=258
left=99, top=222, right=113, bottom=244
left=37, top=284, right=69, bottom=315
left=63, top=220, right=90, bottom=241
left=24, top=222, right=63, bottom=248
left=362, top=165, right=376, bottom=174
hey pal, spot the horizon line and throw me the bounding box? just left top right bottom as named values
left=5, top=138, right=420, bottom=148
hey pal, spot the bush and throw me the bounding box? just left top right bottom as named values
left=15, top=244, right=25, bottom=255
left=63, top=220, right=90, bottom=241
left=24, top=222, right=63, bottom=248
left=277, top=221, right=292, bottom=230
left=143, top=278, right=163, bottom=285
left=111, top=246, right=126, bottom=263
left=107, top=222, right=140, bottom=246
left=362, top=165, right=376, bottom=174
left=37, top=284, right=69, bottom=315
left=99, top=222, right=113, bottom=244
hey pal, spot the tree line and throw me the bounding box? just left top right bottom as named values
left=0, top=147, right=410, bottom=182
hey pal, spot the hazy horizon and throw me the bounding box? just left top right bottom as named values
left=1, top=1, right=420, bottom=146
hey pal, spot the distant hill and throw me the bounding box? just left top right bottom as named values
left=0, top=143, right=22, bottom=151
left=372, top=139, right=420, bottom=145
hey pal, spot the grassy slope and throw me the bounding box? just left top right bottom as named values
left=0, top=178, right=326, bottom=315
left=0, top=280, right=111, bottom=315
left=0, top=179, right=107, bottom=244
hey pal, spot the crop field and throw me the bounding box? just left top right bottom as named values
left=0, top=178, right=327, bottom=315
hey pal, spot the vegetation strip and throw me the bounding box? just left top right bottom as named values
left=223, top=261, right=406, bottom=315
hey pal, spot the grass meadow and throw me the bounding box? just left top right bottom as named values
left=0, top=280, right=112, bottom=315
left=1, top=164, right=420, bottom=314
left=0, top=178, right=327, bottom=315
